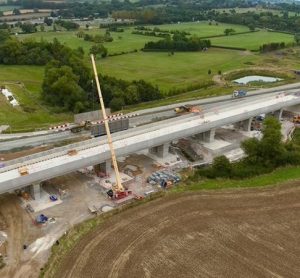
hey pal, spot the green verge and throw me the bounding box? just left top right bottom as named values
left=174, top=166, right=300, bottom=192
left=41, top=165, right=300, bottom=277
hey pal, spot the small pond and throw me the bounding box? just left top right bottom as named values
left=233, top=75, right=282, bottom=84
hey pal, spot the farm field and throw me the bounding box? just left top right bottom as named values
left=98, top=49, right=261, bottom=91
left=17, top=28, right=161, bottom=55
left=17, top=21, right=249, bottom=54
left=211, top=30, right=295, bottom=50
left=0, top=5, right=20, bottom=12
left=143, top=21, right=250, bottom=37
left=43, top=183, right=300, bottom=278
left=213, top=7, right=295, bottom=16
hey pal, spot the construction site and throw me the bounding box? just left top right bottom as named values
left=1, top=58, right=300, bottom=277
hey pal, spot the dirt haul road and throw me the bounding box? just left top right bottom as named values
left=50, top=184, right=300, bottom=278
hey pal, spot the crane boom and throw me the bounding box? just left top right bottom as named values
left=90, top=54, right=124, bottom=192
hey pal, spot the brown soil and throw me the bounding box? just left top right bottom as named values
left=0, top=195, right=42, bottom=278
left=50, top=182, right=300, bottom=278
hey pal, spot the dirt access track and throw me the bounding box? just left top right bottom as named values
left=47, top=183, right=300, bottom=278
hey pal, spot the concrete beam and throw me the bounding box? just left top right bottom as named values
left=30, top=182, right=41, bottom=200
left=149, top=143, right=170, bottom=158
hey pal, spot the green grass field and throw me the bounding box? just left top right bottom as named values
left=98, top=48, right=261, bottom=91
left=17, top=21, right=249, bottom=55
left=213, top=7, right=296, bottom=17
left=0, top=5, right=20, bottom=12
left=0, top=65, right=72, bottom=131
left=174, top=166, right=300, bottom=192
left=143, top=21, right=249, bottom=37
left=17, top=28, right=161, bottom=55
left=211, top=30, right=294, bottom=50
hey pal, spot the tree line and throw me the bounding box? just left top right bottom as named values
left=0, top=34, right=162, bottom=113
left=144, top=33, right=211, bottom=51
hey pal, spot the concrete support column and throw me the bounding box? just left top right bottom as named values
left=241, top=117, right=253, bottom=132
left=199, top=128, right=215, bottom=143
left=30, top=182, right=41, bottom=200
left=149, top=143, right=170, bottom=158
left=273, top=109, right=283, bottom=120
left=94, top=160, right=112, bottom=175
left=99, top=160, right=112, bottom=174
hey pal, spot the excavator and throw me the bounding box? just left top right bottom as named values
left=91, top=55, right=131, bottom=200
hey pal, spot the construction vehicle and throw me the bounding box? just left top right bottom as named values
left=18, top=167, right=28, bottom=176
left=70, top=121, right=92, bottom=133
left=293, top=115, right=300, bottom=124
left=232, top=90, right=247, bottom=98
left=91, top=54, right=131, bottom=201
left=174, top=104, right=202, bottom=114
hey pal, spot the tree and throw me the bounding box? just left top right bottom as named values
left=124, top=85, right=140, bottom=104
left=208, top=69, right=211, bottom=75
left=212, top=155, right=232, bottom=177
left=44, top=17, right=53, bottom=26
left=40, top=24, right=45, bottom=32
left=42, top=65, right=87, bottom=112
left=294, top=33, right=300, bottom=44
left=259, top=116, right=285, bottom=166
left=20, top=23, right=37, bottom=33
left=13, top=9, right=21, bottom=15
left=224, top=28, right=235, bottom=36
left=109, top=97, right=125, bottom=111
left=0, top=30, right=10, bottom=43
left=89, top=44, right=107, bottom=58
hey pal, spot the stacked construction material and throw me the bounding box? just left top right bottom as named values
left=147, top=170, right=181, bottom=188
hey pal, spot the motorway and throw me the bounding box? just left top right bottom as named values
left=0, top=90, right=300, bottom=193
left=2, top=84, right=300, bottom=151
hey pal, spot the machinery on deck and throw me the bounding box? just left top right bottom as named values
left=91, top=54, right=131, bottom=200
left=293, top=115, right=300, bottom=124
left=174, top=104, right=202, bottom=114
left=232, top=90, right=247, bottom=98
left=70, top=121, right=92, bottom=133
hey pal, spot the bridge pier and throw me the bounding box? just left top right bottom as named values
left=197, top=128, right=215, bottom=143
left=149, top=143, right=170, bottom=158
left=30, top=182, right=41, bottom=200
left=273, top=108, right=283, bottom=120
left=94, top=160, right=112, bottom=176
left=234, top=118, right=253, bottom=132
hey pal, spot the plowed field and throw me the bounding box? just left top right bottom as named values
left=49, top=184, right=300, bottom=278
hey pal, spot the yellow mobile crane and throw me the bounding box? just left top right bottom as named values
left=91, top=55, right=131, bottom=199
